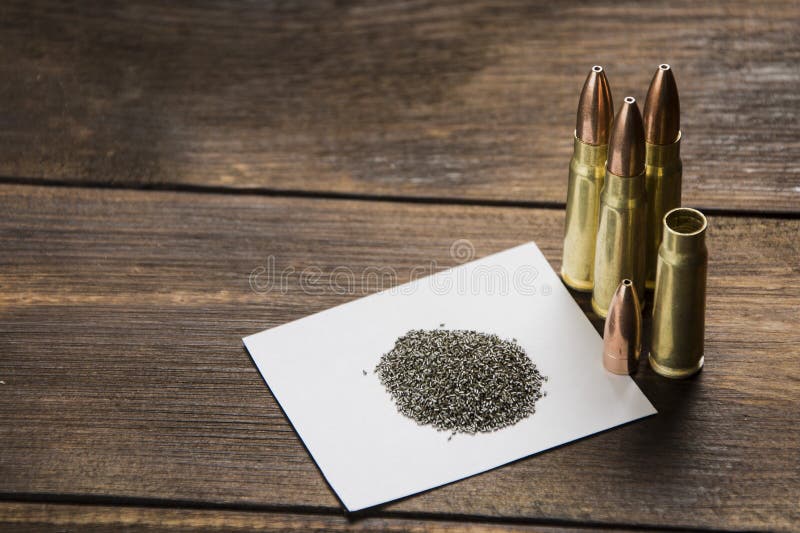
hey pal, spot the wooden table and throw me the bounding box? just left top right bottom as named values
left=1, top=2, right=798, bottom=531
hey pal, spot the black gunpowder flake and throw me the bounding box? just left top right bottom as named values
left=374, top=329, right=547, bottom=434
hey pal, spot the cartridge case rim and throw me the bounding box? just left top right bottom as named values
left=649, top=353, right=704, bottom=379
left=561, top=269, right=594, bottom=292
left=591, top=297, right=609, bottom=318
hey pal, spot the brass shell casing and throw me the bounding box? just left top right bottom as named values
left=562, top=134, right=608, bottom=291
left=591, top=169, right=647, bottom=318
left=645, top=133, right=682, bottom=289
left=650, top=207, right=708, bottom=379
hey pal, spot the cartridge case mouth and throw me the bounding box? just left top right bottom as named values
left=573, top=130, right=608, bottom=150
left=645, top=132, right=682, bottom=162
left=602, top=168, right=646, bottom=201
left=662, top=207, right=707, bottom=254
left=665, top=207, right=706, bottom=236
left=659, top=129, right=682, bottom=146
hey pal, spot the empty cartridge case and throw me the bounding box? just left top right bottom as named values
left=562, top=66, right=614, bottom=291
left=650, top=207, right=708, bottom=379
left=592, top=97, right=647, bottom=318
left=603, top=279, right=641, bottom=375
left=644, top=64, right=682, bottom=289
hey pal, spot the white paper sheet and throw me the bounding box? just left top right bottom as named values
left=243, top=242, right=656, bottom=511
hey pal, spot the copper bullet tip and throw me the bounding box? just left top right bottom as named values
left=575, top=65, right=614, bottom=145
left=606, top=96, right=646, bottom=177
left=643, top=64, right=680, bottom=145
left=603, top=279, right=642, bottom=375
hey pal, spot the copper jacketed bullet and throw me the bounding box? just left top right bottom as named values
left=592, top=97, right=647, bottom=318
left=650, top=207, right=708, bottom=379
left=644, top=64, right=682, bottom=289
left=603, top=279, right=641, bottom=375
left=562, top=66, right=614, bottom=292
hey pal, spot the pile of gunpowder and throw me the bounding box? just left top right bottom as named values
left=375, top=329, right=547, bottom=434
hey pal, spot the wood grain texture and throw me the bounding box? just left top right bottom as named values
left=0, top=502, right=606, bottom=533
left=1, top=1, right=799, bottom=212
left=0, top=184, right=798, bottom=531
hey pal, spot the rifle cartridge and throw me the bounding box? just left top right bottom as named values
left=562, top=66, right=614, bottom=291
left=592, top=97, right=647, bottom=318
left=644, top=64, right=682, bottom=289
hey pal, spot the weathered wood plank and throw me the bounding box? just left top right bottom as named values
left=1, top=1, right=798, bottom=211
left=0, top=184, right=798, bottom=531
left=0, top=502, right=607, bottom=533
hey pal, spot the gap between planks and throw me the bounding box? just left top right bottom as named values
left=0, top=493, right=738, bottom=533
left=0, top=175, right=797, bottom=221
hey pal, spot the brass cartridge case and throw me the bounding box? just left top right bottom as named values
left=645, top=134, right=682, bottom=289
left=591, top=169, right=647, bottom=318
left=562, top=135, right=608, bottom=291
left=650, top=207, right=708, bottom=379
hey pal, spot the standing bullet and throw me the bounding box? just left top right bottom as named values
left=592, top=97, right=647, bottom=318
left=643, top=64, right=682, bottom=289
left=562, top=66, right=614, bottom=291
left=603, top=279, right=641, bottom=375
